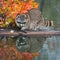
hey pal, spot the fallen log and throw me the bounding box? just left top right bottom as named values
left=0, top=29, right=60, bottom=37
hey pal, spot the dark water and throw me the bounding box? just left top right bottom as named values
left=33, top=0, right=60, bottom=59
left=34, top=26, right=60, bottom=60
left=36, top=0, right=60, bottom=28
left=34, top=0, right=60, bottom=59
left=36, top=36, right=60, bottom=60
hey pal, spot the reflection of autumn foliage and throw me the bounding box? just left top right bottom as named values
left=0, top=44, right=40, bottom=60
left=0, top=48, right=5, bottom=60
left=22, top=52, right=33, bottom=60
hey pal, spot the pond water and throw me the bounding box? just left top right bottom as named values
left=37, top=36, right=60, bottom=60
left=34, top=0, right=60, bottom=60
left=34, top=26, right=60, bottom=60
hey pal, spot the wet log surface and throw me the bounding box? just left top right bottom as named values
left=0, top=29, right=60, bottom=37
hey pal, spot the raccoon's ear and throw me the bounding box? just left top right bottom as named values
left=24, top=14, right=27, bottom=18
left=24, top=14, right=29, bottom=19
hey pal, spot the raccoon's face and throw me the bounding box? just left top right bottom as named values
left=15, top=14, right=30, bottom=30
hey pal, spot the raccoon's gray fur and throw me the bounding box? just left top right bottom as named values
left=16, top=9, right=45, bottom=52
left=28, top=9, right=44, bottom=30
left=25, top=9, right=44, bottom=52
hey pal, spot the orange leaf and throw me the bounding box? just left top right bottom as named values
left=7, top=0, right=13, bottom=4
left=32, top=52, right=40, bottom=57
left=17, top=52, right=23, bottom=60
left=12, top=12, right=17, bottom=19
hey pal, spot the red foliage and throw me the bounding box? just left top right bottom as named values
left=0, top=43, right=39, bottom=60
left=22, top=52, right=33, bottom=60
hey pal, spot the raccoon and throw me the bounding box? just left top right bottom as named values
left=15, top=9, right=46, bottom=52
left=15, top=9, right=44, bottom=30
